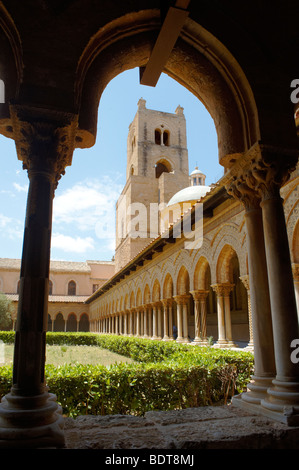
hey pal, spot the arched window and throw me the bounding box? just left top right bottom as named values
left=49, top=280, right=53, bottom=295
left=155, top=129, right=161, bottom=145
left=155, top=159, right=172, bottom=178
left=68, top=280, right=76, bottom=296
left=163, top=130, right=170, bottom=146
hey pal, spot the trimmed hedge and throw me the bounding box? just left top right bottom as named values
left=0, top=332, right=254, bottom=417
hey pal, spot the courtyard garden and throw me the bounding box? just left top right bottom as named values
left=0, top=332, right=254, bottom=418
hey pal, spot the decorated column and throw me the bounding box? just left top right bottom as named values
left=239, top=275, right=254, bottom=351
left=226, top=165, right=276, bottom=405
left=292, top=264, right=299, bottom=323
left=249, top=148, right=299, bottom=423
left=211, top=284, right=227, bottom=347
left=173, top=296, right=184, bottom=342
left=191, top=290, right=209, bottom=345
left=0, top=105, right=77, bottom=448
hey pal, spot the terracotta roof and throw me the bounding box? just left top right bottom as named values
left=4, top=294, right=88, bottom=303
left=0, top=258, right=112, bottom=273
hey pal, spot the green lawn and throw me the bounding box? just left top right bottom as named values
left=3, top=344, right=136, bottom=367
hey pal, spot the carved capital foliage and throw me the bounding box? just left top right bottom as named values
left=10, top=105, right=78, bottom=187
left=224, top=142, right=298, bottom=205
left=161, top=298, right=173, bottom=307
left=190, top=290, right=209, bottom=302
left=173, top=294, right=190, bottom=305
left=211, top=283, right=234, bottom=297
left=239, top=274, right=250, bottom=291
left=226, top=174, right=261, bottom=211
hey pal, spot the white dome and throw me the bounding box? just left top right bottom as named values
left=190, top=167, right=204, bottom=176
left=167, top=185, right=211, bottom=206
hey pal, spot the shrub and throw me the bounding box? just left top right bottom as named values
left=0, top=332, right=254, bottom=417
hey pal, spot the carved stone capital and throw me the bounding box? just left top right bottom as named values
left=190, top=290, right=209, bottom=302
left=10, top=105, right=78, bottom=188
left=226, top=174, right=261, bottom=211
left=240, top=274, right=250, bottom=291
left=173, top=294, right=190, bottom=305
left=224, top=142, right=298, bottom=203
left=211, top=283, right=234, bottom=297
left=161, top=298, right=173, bottom=307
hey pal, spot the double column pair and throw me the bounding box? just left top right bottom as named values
left=210, top=283, right=236, bottom=347
left=226, top=143, right=299, bottom=425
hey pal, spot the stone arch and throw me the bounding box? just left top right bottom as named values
left=162, top=273, right=173, bottom=299
left=124, top=293, right=129, bottom=311
left=136, top=288, right=142, bottom=307
left=211, top=223, right=247, bottom=282
left=129, top=290, right=135, bottom=308
left=216, top=244, right=237, bottom=284
left=66, top=313, right=77, bottom=332
left=176, top=265, right=190, bottom=295
left=79, top=313, right=90, bottom=332
left=143, top=284, right=151, bottom=305
left=193, top=256, right=210, bottom=291
left=152, top=279, right=161, bottom=302
left=155, top=157, right=173, bottom=178
left=75, top=11, right=262, bottom=167
left=53, top=312, right=65, bottom=332
left=173, top=250, right=192, bottom=282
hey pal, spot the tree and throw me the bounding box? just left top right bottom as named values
left=0, top=293, right=13, bottom=330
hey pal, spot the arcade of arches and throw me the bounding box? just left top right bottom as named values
left=0, top=0, right=298, bottom=448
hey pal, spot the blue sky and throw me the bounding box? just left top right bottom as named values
left=0, top=68, right=221, bottom=262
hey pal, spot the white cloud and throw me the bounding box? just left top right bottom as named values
left=13, top=182, right=28, bottom=193
left=53, top=178, right=122, bottom=238
left=0, top=213, right=23, bottom=240
left=51, top=234, right=95, bottom=253
left=0, top=214, right=12, bottom=228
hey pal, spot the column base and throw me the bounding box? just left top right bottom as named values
left=176, top=337, right=189, bottom=343
left=261, top=379, right=299, bottom=426
left=192, top=337, right=202, bottom=345
left=213, top=340, right=228, bottom=348
left=232, top=391, right=299, bottom=427
left=241, top=375, right=275, bottom=405
left=0, top=391, right=65, bottom=448
left=244, top=341, right=254, bottom=352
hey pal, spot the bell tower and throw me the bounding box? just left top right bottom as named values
left=115, top=99, right=190, bottom=272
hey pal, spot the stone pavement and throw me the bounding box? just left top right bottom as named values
left=64, top=404, right=299, bottom=449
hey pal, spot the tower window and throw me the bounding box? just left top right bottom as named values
left=49, top=280, right=53, bottom=295
left=163, top=130, right=169, bottom=146
left=155, top=129, right=161, bottom=145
